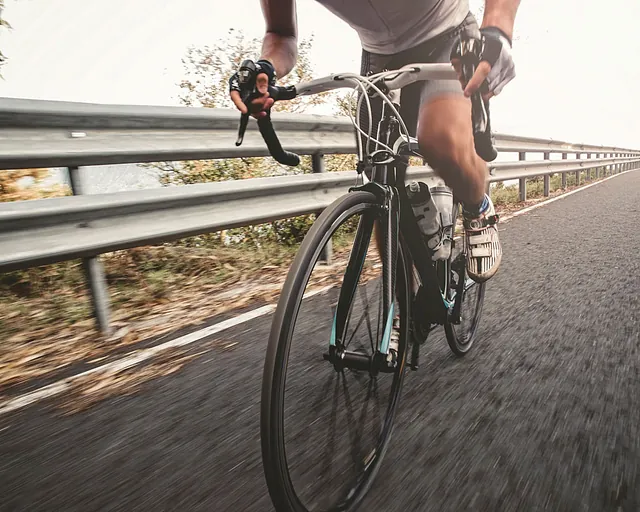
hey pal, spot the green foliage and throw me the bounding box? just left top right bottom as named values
left=490, top=171, right=601, bottom=206
left=270, top=215, right=316, bottom=245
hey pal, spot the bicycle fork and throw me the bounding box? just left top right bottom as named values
left=325, top=186, right=400, bottom=375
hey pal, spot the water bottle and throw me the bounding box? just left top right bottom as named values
left=430, top=186, right=454, bottom=259
left=406, top=181, right=450, bottom=260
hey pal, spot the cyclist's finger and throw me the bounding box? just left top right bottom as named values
left=230, top=90, right=248, bottom=114
left=463, top=61, right=491, bottom=97
left=249, top=96, right=275, bottom=119
left=249, top=95, right=273, bottom=112
left=482, top=91, right=494, bottom=102
left=256, top=73, right=269, bottom=95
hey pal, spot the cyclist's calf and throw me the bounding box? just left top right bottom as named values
left=417, top=95, right=487, bottom=207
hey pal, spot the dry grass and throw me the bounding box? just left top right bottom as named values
left=0, top=235, right=360, bottom=394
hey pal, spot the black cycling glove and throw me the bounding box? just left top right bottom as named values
left=229, top=59, right=277, bottom=96
left=479, top=27, right=515, bottom=96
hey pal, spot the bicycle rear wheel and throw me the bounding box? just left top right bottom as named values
left=261, top=190, right=410, bottom=512
left=444, top=203, right=486, bottom=355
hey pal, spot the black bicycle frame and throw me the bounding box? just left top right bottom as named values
left=330, top=100, right=456, bottom=363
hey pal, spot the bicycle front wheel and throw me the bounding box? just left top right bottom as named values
left=444, top=203, right=486, bottom=355
left=261, top=190, right=410, bottom=512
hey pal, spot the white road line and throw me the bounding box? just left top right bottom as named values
left=1, top=169, right=634, bottom=416
left=0, top=382, right=72, bottom=416
left=0, top=284, right=339, bottom=416
left=0, top=304, right=276, bottom=416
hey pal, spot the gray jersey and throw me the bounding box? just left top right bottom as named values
left=315, top=0, right=470, bottom=55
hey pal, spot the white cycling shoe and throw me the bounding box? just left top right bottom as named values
left=463, top=194, right=502, bottom=283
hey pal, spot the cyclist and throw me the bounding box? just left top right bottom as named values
left=230, top=0, right=520, bottom=283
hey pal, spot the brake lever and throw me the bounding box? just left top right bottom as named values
left=235, top=59, right=259, bottom=147
left=232, top=59, right=299, bottom=164
left=453, top=37, right=497, bottom=162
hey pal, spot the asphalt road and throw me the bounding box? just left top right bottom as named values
left=1, top=171, right=639, bottom=511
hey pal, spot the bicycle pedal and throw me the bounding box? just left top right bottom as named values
left=386, top=349, right=398, bottom=367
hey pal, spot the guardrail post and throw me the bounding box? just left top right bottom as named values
left=518, top=152, right=526, bottom=201
left=68, top=166, right=112, bottom=335
left=595, top=153, right=600, bottom=179
left=575, top=153, right=581, bottom=185
left=611, top=153, right=615, bottom=174
left=543, top=152, right=550, bottom=196
left=561, top=153, right=567, bottom=188
left=312, top=154, right=333, bottom=264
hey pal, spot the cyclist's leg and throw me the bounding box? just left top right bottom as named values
left=403, top=12, right=502, bottom=282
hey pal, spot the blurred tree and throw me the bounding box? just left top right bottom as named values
left=151, top=29, right=358, bottom=245
left=158, top=30, right=329, bottom=187
left=0, top=0, right=10, bottom=76
left=0, top=168, right=69, bottom=202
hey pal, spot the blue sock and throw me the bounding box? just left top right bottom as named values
left=463, top=194, right=489, bottom=218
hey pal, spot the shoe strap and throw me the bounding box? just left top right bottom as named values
left=464, top=213, right=499, bottom=231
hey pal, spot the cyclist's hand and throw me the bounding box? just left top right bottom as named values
left=452, top=27, right=515, bottom=101
left=229, top=60, right=276, bottom=119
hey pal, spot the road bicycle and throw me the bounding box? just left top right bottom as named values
left=235, top=36, right=496, bottom=512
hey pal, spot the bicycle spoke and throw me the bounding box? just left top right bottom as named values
left=319, top=373, right=342, bottom=491
left=359, top=279, right=377, bottom=354
left=344, top=281, right=377, bottom=351
left=339, top=372, right=364, bottom=472
left=375, top=280, right=383, bottom=352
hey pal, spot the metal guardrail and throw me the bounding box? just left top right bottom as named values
left=1, top=97, right=639, bottom=333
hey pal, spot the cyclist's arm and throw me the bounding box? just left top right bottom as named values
left=460, top=0, right=521, bottom=97
left=260, top=0, right=298, bottom=78
left=480, top=0, right=521, bottom=41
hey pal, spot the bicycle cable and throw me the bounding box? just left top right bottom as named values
left=338, top=70, right=415, bottom=161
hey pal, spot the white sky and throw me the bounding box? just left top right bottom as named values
left=1, top=0, right=640, bottom=147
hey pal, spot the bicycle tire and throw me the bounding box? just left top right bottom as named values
left=261, top=190, right=410, bottom=512
left=444, top=203, right=486, bottom=355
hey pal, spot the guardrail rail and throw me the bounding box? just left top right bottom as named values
left=2, top=98, right=639, bottom=333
